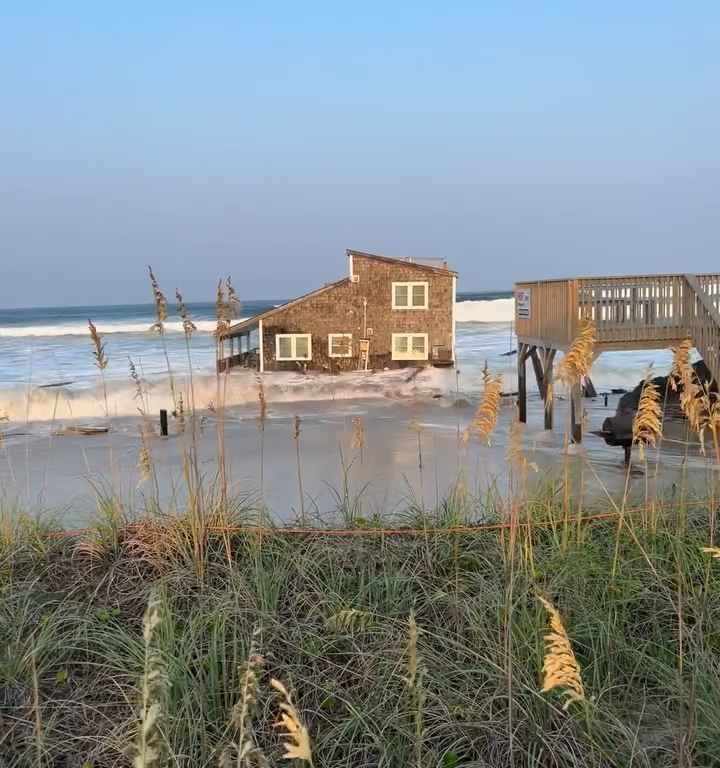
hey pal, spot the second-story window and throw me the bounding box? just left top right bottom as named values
left=392, top=281, right=429, bottom=309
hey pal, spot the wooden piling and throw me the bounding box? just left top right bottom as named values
left=518, top=344, right=527, bottom=423
left=570, top=380, right=582, bottom=443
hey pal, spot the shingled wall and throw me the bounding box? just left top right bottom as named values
left=261, top=253, right=455, bottom=372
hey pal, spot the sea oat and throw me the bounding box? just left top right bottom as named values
left=702, top=546, right=720, bottom=559
left=88, top=319, right=108, bottom=370
left=138, top=444, right=153, bottom=485
left=293, top=415, right=306, bottom=522
left=257, top=377, right=268, bottom=494
left=538, top=595, right=585, bottom=710
left=176, top=392, right=185, bottom=432
left=176, top=289, right=197, bottom=338
left=130, top=589, right=167, bottom=768
left=148, top=267, right=168, bottom=335
left=351, top=416, right=365, bottom=463
left=557, top=319, right=595, bottom=386
left=226, top=276, right=241, bottom=319
left=220, top=625, right=268, bottom=768
left=404, top=611, right=426, bottom=768
left=270, top=679, right=313, bottom=765
left=257, top=378, right=267, bottom=428
left=670, top=339, right=693, bottom=391
left=351, top=416, right=365, bottom=450
left=507, top=418, right=537, bottom=473
left=671, top=340, right=706, bottom=432
left=466, top=372, right=503, bottom=445
left=88, top=319, right=110, bottom=416
left=632, top=377, right=663, bottom=458
left=216, top=279, right=230, bottom=340
left=129, top=358, right=147, bottom=414
left=148, top=267, right=178, bottom=410
left=325, top=608, right=373, bottom=634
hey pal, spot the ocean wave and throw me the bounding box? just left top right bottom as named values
left=0, top=368, right=456, bottom=423
left=0, top=319, right=246, bottom=338
left=455, top=298, right=514, bottom=323
left=0, top=298, right=514, bottom=338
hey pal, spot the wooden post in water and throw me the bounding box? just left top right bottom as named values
left=544, top=348, right=555, bottom=430
left=518, top=344, right=527, bottom=423
left=570, top=379, right=582, bottom=443
left=529, top=346, right=545, bottom=399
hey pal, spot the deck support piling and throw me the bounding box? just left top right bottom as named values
left=542, top=348, right=556, bottom=430
left=529, top=347, right=546, bottom=399
left=570, top=378, right=583, bottom=443
left=518, top=343, right=558, bottom=428
left=526, top=345, right=556, bottom=430
left=518, top=343, right=528, bottom=423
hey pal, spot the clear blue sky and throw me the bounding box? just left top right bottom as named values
left=1, top=2, right=718, bottom=307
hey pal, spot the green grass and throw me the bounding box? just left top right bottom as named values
left=2, top=484, right=720, bottom=767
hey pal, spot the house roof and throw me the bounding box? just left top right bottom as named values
left=347, top=249, right=457, bottom=276
left=226, top=249, right=456, bottom=337
left=227, top=277, right=349, bottom=336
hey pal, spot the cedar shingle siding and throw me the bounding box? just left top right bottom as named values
left=224, top=251, right=456, bottom=372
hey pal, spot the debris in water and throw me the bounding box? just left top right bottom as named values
left=53, top=425, right=110, bottom=436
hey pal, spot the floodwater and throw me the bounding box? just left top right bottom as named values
left=0, top=375, right=712, bottom=528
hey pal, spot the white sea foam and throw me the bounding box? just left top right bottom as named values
left=0, top=368, right=456, bottom=423
left=0, top=319, right=245, bottom=338
left=455, top=298, right=514, bottom=323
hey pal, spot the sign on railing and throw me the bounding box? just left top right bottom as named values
left=515, top=288, right=531, bottom=320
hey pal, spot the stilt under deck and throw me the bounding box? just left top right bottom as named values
left=514, top=273, right=720, bottom=442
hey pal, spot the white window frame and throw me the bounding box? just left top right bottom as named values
left=392, top=332, right=429, bottom=361
left=275, top=333, right=312, bottom=361
left=392, top=281, right=429, bottom=310
left=328, top=333, right=353, bottom=358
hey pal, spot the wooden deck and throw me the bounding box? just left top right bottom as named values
left=513, top=273, right=720, bottom=440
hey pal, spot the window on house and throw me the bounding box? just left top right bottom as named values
left=275, top=333, right=312, bottom=361
left=392, top=333, right=428, bottom=360
left=328, top=333, right=352, bottom=358
left=392, top=282, right=428, bottom=309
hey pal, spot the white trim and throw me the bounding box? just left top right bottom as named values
left=392, top=281, right=429, bottom=310
left=328, top=333, right=353, bottom=358
left=275, top=333, right=312, bottom=361
left=451, top=275, right=457, bottom=362
left=258, top=319, right=264, bottom=373
left=391, top=332, right=429, bottom=361
left=348, top=251, right=354, bottom=279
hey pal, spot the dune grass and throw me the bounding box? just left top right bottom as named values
left=2, top=484, right=720, bottom=767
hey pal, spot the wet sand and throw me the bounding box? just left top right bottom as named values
left=0, top=373, right=713, bottom=527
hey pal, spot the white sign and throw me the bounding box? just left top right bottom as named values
left=515, top=288, right=531, bottom=320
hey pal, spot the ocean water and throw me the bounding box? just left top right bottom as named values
left=0, top=291, right=677, bottom=424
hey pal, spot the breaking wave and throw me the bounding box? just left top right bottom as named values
left=0, top=368, right=457, bottom=424
left=455, top=298, right=514, bottom=324
left=0, top=320, right=245, bottom=338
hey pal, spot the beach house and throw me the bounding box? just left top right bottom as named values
left=218, top=249, right=457, bottom=373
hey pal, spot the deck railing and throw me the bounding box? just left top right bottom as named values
left=515, top=273, right=720, bottom=381
left=576, top=274, right=688, bottom=347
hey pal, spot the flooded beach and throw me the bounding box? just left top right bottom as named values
left=1, top=368, right=712, bottom=527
